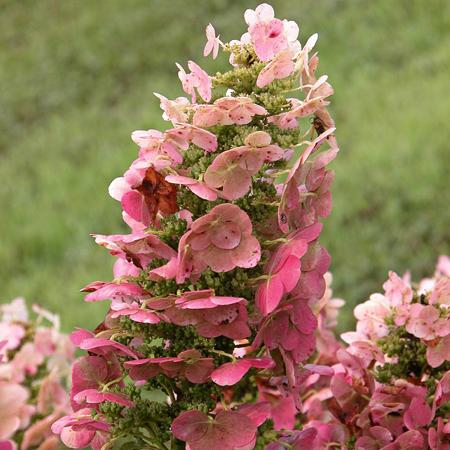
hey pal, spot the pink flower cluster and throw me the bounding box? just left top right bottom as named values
left=38, top=1, right=450, bottom=448
left=289, top=257, right=450, bottom=449
left=343, top=255, right=450, bottom=368
left=0, top=298, right=74, bottom=450
left=37, top=3, right=450, bottom=449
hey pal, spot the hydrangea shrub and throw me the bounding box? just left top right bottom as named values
left=0, top=298, right=74, bottom=450
left=298, top=256, right=450, bottom=449
left=47, top=3, right=450, bottom=449
left=52, top=3, right=338, bottom=449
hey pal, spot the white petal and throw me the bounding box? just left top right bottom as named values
left=283, top=20, right=299, bottom=41
left=244, top=9, right=257, bottom=26
left=305, top=33, right=318, bottom=51
left=255, top=3, right=274, bottom=22
left=108, top=177, right=129, bottom=201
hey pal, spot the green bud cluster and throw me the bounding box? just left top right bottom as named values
left=376, top=326, right=428, bottom=382
left=222, top=43, right=258, bottom=68
left=376, top=326, right=450, bottom=385
left=156, top=216, right=188, bottom=250
left=214, top=63, right=265, bottom=95
left=119, top=318, right=235, bottom=359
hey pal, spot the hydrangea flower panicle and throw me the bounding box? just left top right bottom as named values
left=62, top=4, right=343, bottom=448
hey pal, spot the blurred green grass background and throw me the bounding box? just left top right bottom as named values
left=1, top=0, right=449, bottom=332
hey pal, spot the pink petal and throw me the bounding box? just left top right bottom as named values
left=189, top=182, right=218, bottom=201
left=228, top=107, right=253, bottom=125
left=74, top=389, right=133, bottom=408
left=271, top=395, right=297, bottom=430
left=210, top=296, right=246, bottom=306
left=171, top=410, right=210, bottom=442
left=149, top=257, right=178, bottom=280
left=278, top=255, right=302, bottom=292
left=291, top=302, right=317, bottom=334
left=79, top=338, right=138, bottom=359
left=256, top=275, right=284, bottom=316
left=232, top=235, right=261, bottom=268
left=210, top=222, right=241, bottom=250
left=184, top=359, right=215, bottom=383
left=213, top=411, right=256, bottom=448
left=236, top=402, right=271, bottom=427
left=211, top=360, right=252, bottom=386
left=70, top=329, right=94, bottom=346
left=124, top=359, right=161, bottom=381
left=121, top=191, right=151, bottom=226
left=129, top=309, right=161, bottom=324
left=304, top=364, right=334, bottom=376
left=113, top=258, right=140, bottom=277
left=108, top=177, right=129, bottom=201
left=246, top=357, right=275, bottom=369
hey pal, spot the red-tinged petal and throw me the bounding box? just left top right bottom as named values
left=278, top=255, right=301, bottom=292
left=257, top=311, right=289, bottom=349
left=125, top=358, right=179, bottom=381
left=171, top=410, right=210, bottom=443
left=304, top=364, right=334, bottom=376
left=290, top=222, right=323, bottom=243
left=382, top=431, right=425, bottom=450
left=291, top=302, right=317, bottom=334
left=70, top=329, right=94, bottom=346
left=149, top=257, right=177, bottom=280
left=202, top=304, right=240, bottom=325
left=74, top=389, right=134, bottom=408
left=90, top=431, right=109, bottom=450
left=84, top=282, right=144, bottom=302
left=246, top=357, right=275, bottom=369
left=236, top=402, right=271, bottom=427
left=130, top=310, right=161, bottom=324
left=177, top=297, right=215, bottom=309
left=189, top=182, right=218, bottom=201
left=165, top=175, right=196, bottom=186
left=216, top=318, right=251, bottom=340
left=201, top=247, right=236, bottom=272
left=71, top=356, right=109, bottom=401
left=222, top=168, right=252, bottom=200
left=290, top=332, right=316, bottom=363
left=233, top=235, right=261, bottom=269
left=210, top=222, right=242, bottom=250
left=60, top=428, right=95, bottom=449
left=282, top=325, right=302, bottom=351
left=184, top=359, right=215, bottom=384
left=210, top=296, right=246, bottom=306
left=0, top=441, right=15, bottom=450
left=121, top=191, right=151, bottom=226
left=291, top=428, right=318, bottom=447
left=404, top=396, right=433, bottom=430
left=189, top=232, right=211, bottom=251
left=228, top=107, right=253, bottom=125
left=295, top=270, right=326, bottom=300
left=271, top=395, right=297, bottom=430
left=79, top=338, right=137, bottom=359
left=256, top=275, right=284, bottom=316
left=213, top=411, right=257, bottom=448
left=211, top=360, right=252, bottom=386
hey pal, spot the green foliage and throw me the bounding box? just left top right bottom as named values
left=0, top=0, right=449, bottom=331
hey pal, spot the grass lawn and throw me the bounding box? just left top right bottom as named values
left=1, top=0, right=449, bottom=332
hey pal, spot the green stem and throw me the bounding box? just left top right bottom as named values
left=209, top=349, right=236, bottom=361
